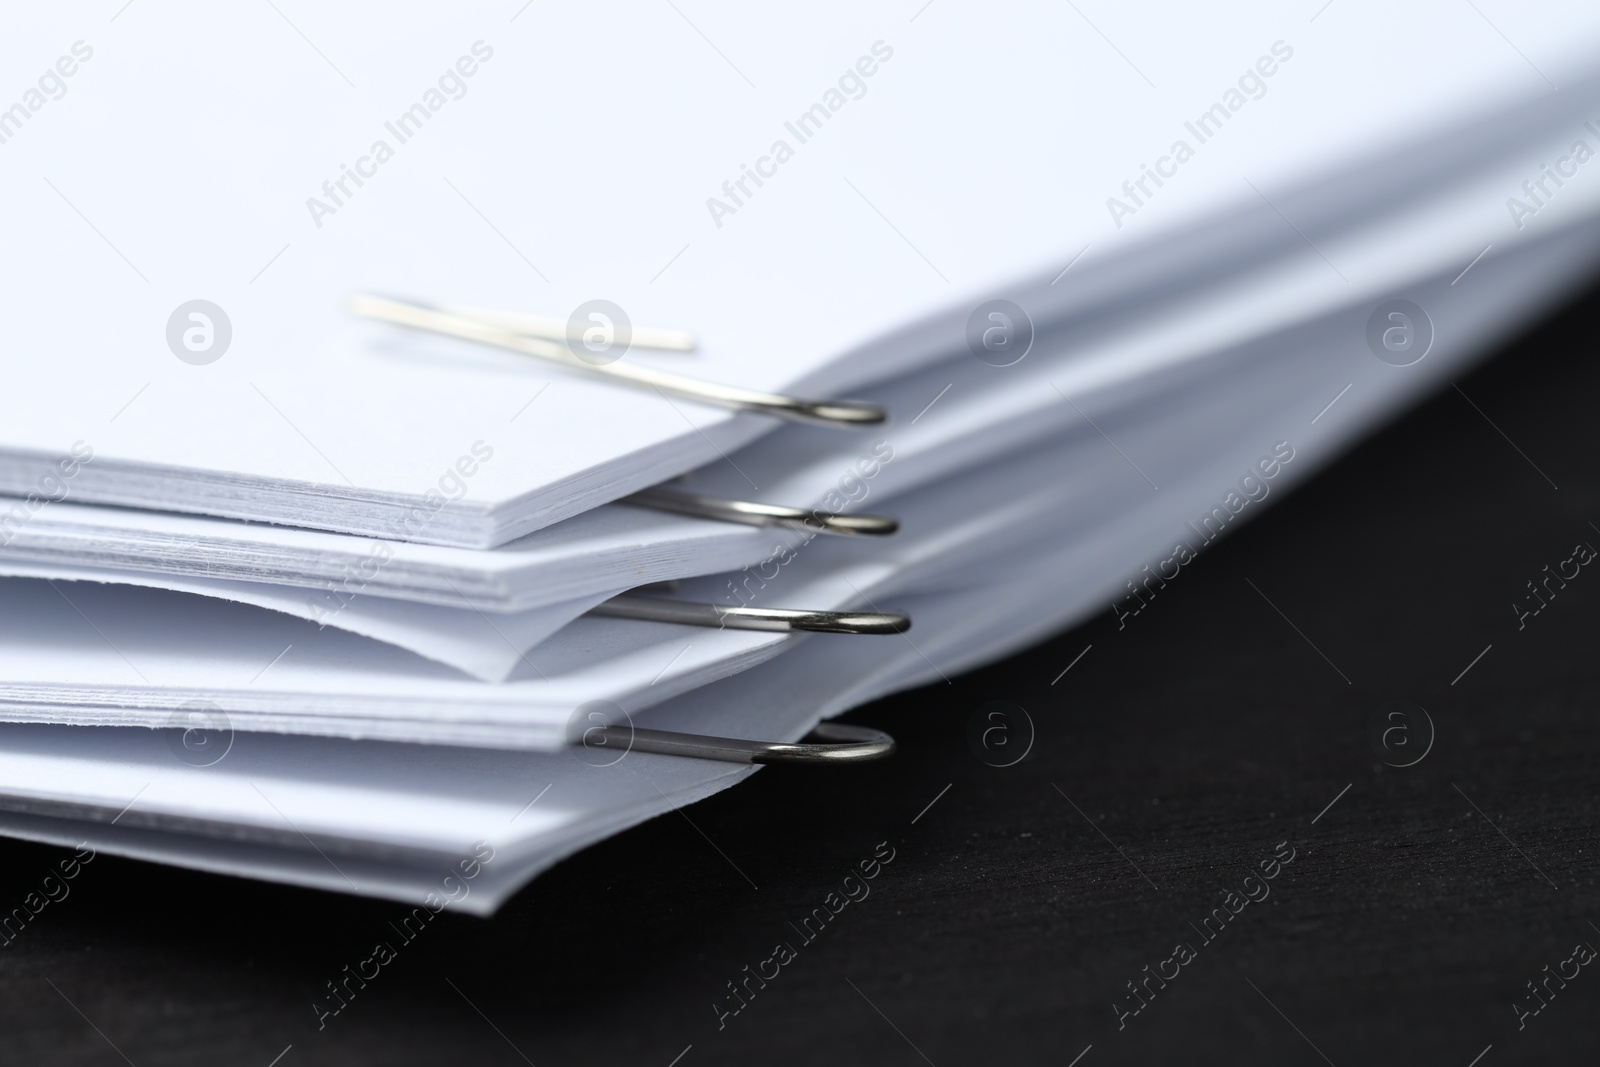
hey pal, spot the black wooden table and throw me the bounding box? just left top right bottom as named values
left=2, top=283, right=1597, bottom=1066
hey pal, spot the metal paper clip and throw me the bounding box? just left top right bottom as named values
left=350, top=295, right=886, bottom=428
left=592, top=722, right=895, bottom=764
left=440, top=303, right=696, bottom=352
left=622, top=486, right=898, bottom=537
left=590, top=593, right=910, bottom=634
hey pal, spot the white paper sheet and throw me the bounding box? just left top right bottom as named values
left=4, top=4, right=1599, bottom=545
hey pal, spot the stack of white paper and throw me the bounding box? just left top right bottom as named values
left=3, top=1, right=1600, bottom=909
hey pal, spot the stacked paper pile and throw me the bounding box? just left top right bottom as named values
left=2, top=3, right=1599, bottom=911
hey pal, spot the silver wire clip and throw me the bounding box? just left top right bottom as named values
left=350, top=294, right=886, bottom=428
left=622, top=486, right=898, bottom=537
left=590, top=593, right=910, bottom=634
left=592, top=722, right=895, bottom=764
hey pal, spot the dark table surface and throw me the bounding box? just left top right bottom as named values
left=2, top=281, right=1598, bottom=1066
